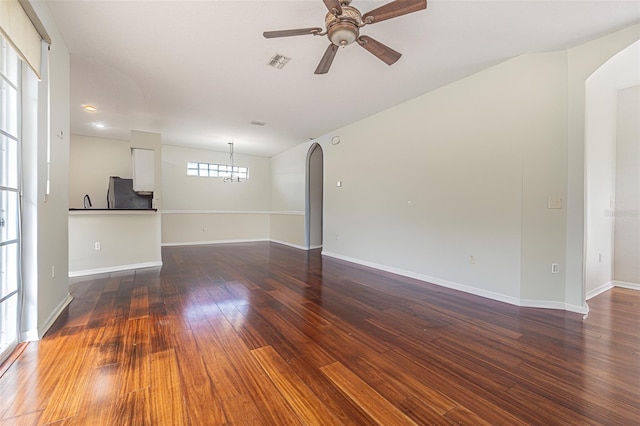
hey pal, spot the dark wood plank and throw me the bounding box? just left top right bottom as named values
left=0, top=242, right=638, bottom=424
left=321, top=361, right=418, bottom=425
left=149, top=349, right=188, bottom=425
left=221, top=395, right=264, bottom=425
left=40, top=327, right=103, bottom=424
left=204, top=314, right=304, bottom=425
left=251, top=345, right=342, bottom=425
left=171, top=329, right=226, bottom=425
left=118, top=317, right=150, bottom=395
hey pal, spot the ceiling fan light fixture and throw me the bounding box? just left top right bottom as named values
left=328, top=23, right=359, bottom=47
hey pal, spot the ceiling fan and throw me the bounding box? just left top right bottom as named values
left=263, top=0, right=427, bottom=74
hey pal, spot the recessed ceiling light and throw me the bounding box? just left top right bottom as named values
left=93, top=123, right=105, bottom=128
left=82, top=104, right=97, bottom=112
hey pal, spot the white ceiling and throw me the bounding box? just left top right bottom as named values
left=44, top=0, right=639, bottom=157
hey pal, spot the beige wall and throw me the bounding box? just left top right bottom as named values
left=270, top=213, right=305, bottom=249
left=270, top=141, right=313, bottom=248
left=161, top=144, right=271, bottom=245
left=162, top=144, right=270, bottom=211
left=162, top=212, right=269, bottom=245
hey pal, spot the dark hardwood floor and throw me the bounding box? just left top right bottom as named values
left=0, top=242, right=638, bottom=425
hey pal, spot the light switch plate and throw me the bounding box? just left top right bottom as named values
left=548, top=197, right=563, bottom=209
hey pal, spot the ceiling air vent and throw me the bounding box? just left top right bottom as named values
left=267, top=54, right=291, bottom=69
left=251, top=121, right=267, bottom=126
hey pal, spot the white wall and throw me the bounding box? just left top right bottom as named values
left=25, top=1, right=71, bottom=338
left=68, top=131, right=162, bottom=275
left=269, top=141, right=313, bottom=248
left=64, top=23, right=639, bottom=313
left=69, top=135, right=132, bottom=208
left=69, top=211, right=161, bottom=275
left=264, top=25, right=638, bottom=312
left=585, top=40, right=640, bottom=298
left=271, top=141, right=311, bottom=212
left=565, top=24, right=640, bottom=307
left=161, top=144, right=271, bottom=245
left=614, top=85, right=640, bottom=286
left=317, top=51, right=569, bottom=306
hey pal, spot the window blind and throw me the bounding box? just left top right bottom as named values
left=0, top=0, right=49, bottom=78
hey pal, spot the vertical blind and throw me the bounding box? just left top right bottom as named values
left=0, top=0, right=49, bottom=79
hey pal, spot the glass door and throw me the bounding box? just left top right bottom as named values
left=0, top=35, right=21, bottom=364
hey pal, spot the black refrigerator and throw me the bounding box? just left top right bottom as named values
left=107, top=176, right=153, bottom=209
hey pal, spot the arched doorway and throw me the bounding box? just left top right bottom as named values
left=584, top=41, right=640, bottom=303
left=305, top=143, right=323, bottom=249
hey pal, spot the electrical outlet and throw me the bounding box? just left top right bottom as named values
left=95, top=241, right=101, bottom=251
left=551, top=263, right=560, bottom=274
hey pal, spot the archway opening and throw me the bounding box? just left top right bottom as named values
left=584, top=41, right=640, bottom=303
left=305, top=143, right=324, bottom=250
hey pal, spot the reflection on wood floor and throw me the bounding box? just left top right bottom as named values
left=1, top=242, right=638, bottom=425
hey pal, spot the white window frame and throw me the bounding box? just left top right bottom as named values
left=187, top=161, right=249, bottom=180
left=0, top=34, right=22, bottom=364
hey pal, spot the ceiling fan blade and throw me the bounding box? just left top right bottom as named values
left=362, top=0, right=427, bottom=24
left=263, top=27, right=323, bottom=38
left=358, top=36, right=402, bottom=65
left=315, top=44, right=339, bottom=74
left=322, top=0, right=342, bottom=15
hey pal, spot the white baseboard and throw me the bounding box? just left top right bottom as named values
left=586, top=281, right=615, bottom=300
left=321, top=251, right=521, bottom=305
left=269, top=240, right=307, bottom=251
left=162, top=238, right=268, bottom=247
left=518, top=298, right=589, bottom=315
left=21, top=293, right=74, bottom=341
left=613, top=280, right=640, bottom=291
left=69, top=261, right=163, bottom=278
left=162, top=238, right=312, bottom=252
left=322, top=251, right=589, bottom=314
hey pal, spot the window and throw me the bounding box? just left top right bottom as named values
left=0, top=35, right=21, bottom=364
left=187, top=161, right=249, bottom=180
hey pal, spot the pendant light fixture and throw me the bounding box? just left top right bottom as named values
left=223, top=141, right=242, bottom=183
